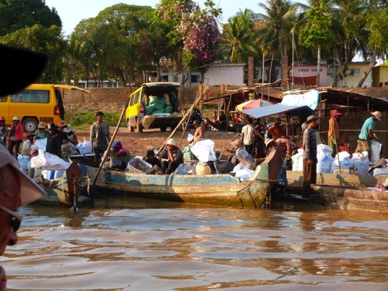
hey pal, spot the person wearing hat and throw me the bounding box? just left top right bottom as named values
left=90, top=111, right=111, bottom=167
left=64, top=124, right=78, bottom=146
left=21, top=132, right=35, bottom=156
left=355, top=111, right=382, bottom=157
left=46, top=122, right=69, bottom=157
left=0, top=117, right=8, bottom=147
left=267, top=117, right=285, bottom=140
left=328, top=109, right=343, bottom=157
left=0, top=145, right=46, bottom=291
left=162, top=138, right=184, bottom=174
left=265, top=137, right=297, bottom=159
left=34, top=121, right=49, bottom=141
left=7, top=116, right=23, bottom=158
left=0, top=44, right=47, bottom=291
left=225, top=138, right=253, bottom=165
left=302, top=115, right=318, bottom=198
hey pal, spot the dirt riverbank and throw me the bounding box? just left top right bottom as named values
left=75, top=127, right=241, bottom=157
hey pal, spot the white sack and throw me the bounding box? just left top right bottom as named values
left=34, top=138, right=47, bottom=150
left=351, top=151, right=369, bottom=175
left=190, top=139, right=217, bottom=163
left=370, top=141, right=382, bottom=165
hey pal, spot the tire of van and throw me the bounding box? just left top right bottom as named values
left=136, top=123, right=143, bottom=133
left=160, top=126, right=167, bottom=132
left=23, top=118, right=38, bottom=132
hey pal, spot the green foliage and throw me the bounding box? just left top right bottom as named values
left=366, top=6, right=388, bottom=53
left=0, top=0, right=61, bottom=36
left=0, top=24, right=66, bottom=83
left=300, top=1, right=334, bottom=49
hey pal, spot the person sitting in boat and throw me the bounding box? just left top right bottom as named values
left=225, top=139, right=253, bottom=167
left=162, top=138, right=184, bottom=174
left=144, top=149, right=163, bottom=175
left=110, top=141, right=129, bottom=170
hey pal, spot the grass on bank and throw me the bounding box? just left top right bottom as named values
left=65, top=104, right=218, bottom=130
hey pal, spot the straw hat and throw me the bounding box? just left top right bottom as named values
left=231, top=139, right=244, bottom=148
left=265, top=138, right=274, bottom=148
left=38, top=121, right=46, bottom=129
left=306, top=115, right=318, bottom=123
left=166, top=138, right=178, bottom=147
left=371, top=111, right=382, bottom=121
left=0, top=145, right=45, bottom=205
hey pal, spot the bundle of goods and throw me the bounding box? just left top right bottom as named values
left=351, top=151, right=370, bottom=176
left=146, top=95, right=173, bottom=115
left=317, top=144, right=333, bottom=173
left=331, top=151, right=354, bottom=174
left=291, top=148, right=304, bottom=171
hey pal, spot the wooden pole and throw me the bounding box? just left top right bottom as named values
left=155, top=86, right=209, bottom=156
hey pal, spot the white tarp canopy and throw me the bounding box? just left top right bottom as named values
left=240, top=90, right=320, bottom=119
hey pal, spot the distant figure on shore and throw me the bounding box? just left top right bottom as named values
left=355, top=111, right=381, bottom=158
left=328, top=109, right=343, bottom=157
left=90, top=111, right=111, bottom=167
left=302, top=115, right=318, bottom=198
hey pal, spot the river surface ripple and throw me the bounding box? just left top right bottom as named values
left=2, top=198, right=388, bottom=291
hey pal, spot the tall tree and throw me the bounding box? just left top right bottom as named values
left=0, top=0, right=61, bottom=36
left=256, top=0, right=298, bottom=88
left=299, top=0, right=334, bottom=86
left=0, top=24, right=66, bottom=83
left=218, top=9, right=259, bottom=63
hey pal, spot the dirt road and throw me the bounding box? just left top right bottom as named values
left=76, top=127, right=241, bottom=157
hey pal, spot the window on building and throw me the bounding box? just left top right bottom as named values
left=191, top=74, right=200, bottom=83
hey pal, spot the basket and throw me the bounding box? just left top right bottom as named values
left=128, top=158, right=153, bottom=173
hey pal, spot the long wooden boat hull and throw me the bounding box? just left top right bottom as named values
left=37, top=162, right=92, bottom=207
left=85, top=150, right=282, bottom=209
left=287, top=171, right=388, bottom=189
left=272, top=185, right=388, bottom=213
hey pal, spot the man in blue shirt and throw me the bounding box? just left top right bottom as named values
left=355, top=111, right=381, bottom=157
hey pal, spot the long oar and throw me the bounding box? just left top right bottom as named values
left=92, top=103, right=128, bottom=186
left=155, top=86, right=209, bottom=156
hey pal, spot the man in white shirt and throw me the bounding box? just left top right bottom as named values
left=241, top=117, right=255, bottom=156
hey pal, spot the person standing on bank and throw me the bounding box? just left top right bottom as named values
left=302, top=115, right=318, bottom=198
left=328, top=109, right=343, bottom=157
left=355, top=111, right=381, bottom=157
left=0, top=117, right=8, bottom=147
left=241, top=117, right=255, bottom=156
left=90, top=111, right=111, bottom=167
left=7, top=116, right=23, bottom=158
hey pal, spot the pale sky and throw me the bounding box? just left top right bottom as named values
left=44, top=0, right=270, bottom=36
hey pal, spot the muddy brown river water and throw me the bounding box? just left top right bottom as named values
left=2, top=197, right=388, bottom=290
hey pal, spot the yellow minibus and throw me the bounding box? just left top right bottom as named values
left=0, top=84, right=89, bottom=132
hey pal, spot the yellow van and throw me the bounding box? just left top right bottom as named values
left=0, top=84, right=89, bottom=132
left=125, top=82, right=182, bottom=132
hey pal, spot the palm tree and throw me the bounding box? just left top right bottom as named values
left=256, top=0, right=298, bottom=89
left=218, top=9, right=259, bottom=63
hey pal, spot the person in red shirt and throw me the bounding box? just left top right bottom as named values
left=7, top=116, right=23, bottom=158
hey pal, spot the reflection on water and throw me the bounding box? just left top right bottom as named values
left=2, top=197, right=388, bottom=290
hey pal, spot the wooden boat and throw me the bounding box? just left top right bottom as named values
left=270, top=171, right=388, bottom=212
left=286, top=170, right=388, bottom=190
left=82, top=150, right=283, bottom=209
left=37, top=161, right=92, bottom=208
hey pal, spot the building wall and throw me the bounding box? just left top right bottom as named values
left=372, top=65, right=388, bottom=87
left=336, top=63, right=372, bottom=87
left=291, top=64, right=329, bottom=86
left=204, top=64, right=245, bottom=86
